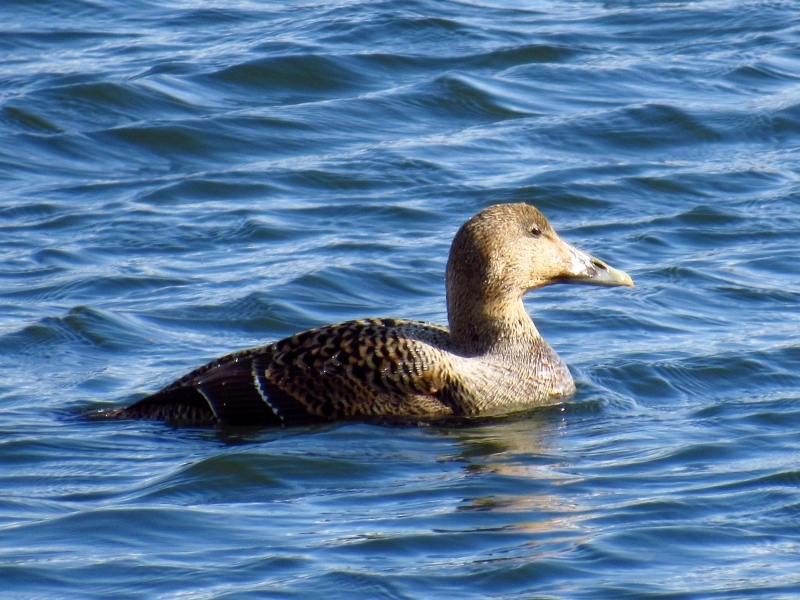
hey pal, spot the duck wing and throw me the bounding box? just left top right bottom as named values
left=111, top=318, right=455, bottom=426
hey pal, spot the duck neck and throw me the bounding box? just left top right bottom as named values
left=446, top=291, right=542, bottom=357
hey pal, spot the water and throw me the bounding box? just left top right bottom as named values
left=2, top=0, right=800, bottom=597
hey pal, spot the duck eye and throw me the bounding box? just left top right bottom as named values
left=530, top=226, right=542, bottom=237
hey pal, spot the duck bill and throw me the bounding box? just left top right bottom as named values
left=560, top=242, right=634, bottom=287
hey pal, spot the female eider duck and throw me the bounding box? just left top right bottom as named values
left=97, top=203, right=632, bottom=426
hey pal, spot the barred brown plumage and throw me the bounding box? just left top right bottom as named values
left=91, top=203, right=633, bottom=427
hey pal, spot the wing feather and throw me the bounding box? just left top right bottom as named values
left=113, top=318, right=456, bottom=425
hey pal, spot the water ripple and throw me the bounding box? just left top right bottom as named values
left=2, top=0, right=800, bottom=598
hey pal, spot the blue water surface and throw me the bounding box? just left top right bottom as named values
left=2, top=1, right=800, bottom=598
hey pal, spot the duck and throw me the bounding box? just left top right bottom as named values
left=94, top=203, right=633, bottom=427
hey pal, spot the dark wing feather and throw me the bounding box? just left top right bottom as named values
left=122, top=348, right=313, bottom=426
left=187, top=353, right=282, bottom=426
left=111, top=386, right=217, bottom=425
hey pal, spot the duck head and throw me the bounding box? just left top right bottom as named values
left=445, top=203, right=633, bottom=351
